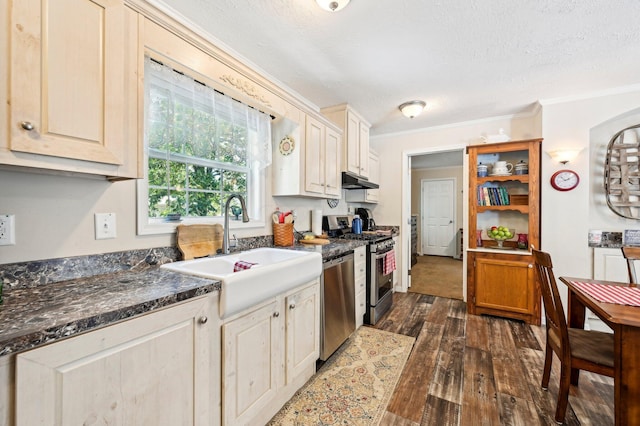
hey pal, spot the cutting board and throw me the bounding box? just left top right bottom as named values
left=299, top=238, right=330, bottom=245
left=176, top=224, right=224, bottom=260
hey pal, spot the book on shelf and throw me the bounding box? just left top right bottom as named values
left=477, top=186, right=511, bottom=206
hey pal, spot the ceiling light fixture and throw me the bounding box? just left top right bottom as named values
left=399, top=100, right=426, bottom=119
left=316, top=0, right=350, bottom=12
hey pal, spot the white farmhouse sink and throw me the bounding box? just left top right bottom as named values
left=162, top=247, right=322, bottom=318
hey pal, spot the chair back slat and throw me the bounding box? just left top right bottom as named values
left=621, top=246, right=640, bottom=285
left=532, top=249, right=570, bottom=349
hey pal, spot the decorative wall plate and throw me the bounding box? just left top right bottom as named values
left=279, top=136, right=295, bottom=156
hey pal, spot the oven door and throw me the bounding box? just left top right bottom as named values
left=370, top=246, right=394, bottom=305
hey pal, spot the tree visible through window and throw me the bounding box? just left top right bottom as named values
left=143, top=56, right=271, bottom=225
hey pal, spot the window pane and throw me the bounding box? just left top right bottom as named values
left=148, top=158, right=168, bottom=187
left=189, top=166, right=221, bottom=190
left=148, top=187, right=170, bottom=218
left=223, top=170, right=247, bottom=193
left=188, top=192, right=220, bottom=217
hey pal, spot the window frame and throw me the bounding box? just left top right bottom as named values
left=136, top=54, right=268, bottom=236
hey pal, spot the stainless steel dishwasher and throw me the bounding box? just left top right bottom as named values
left=320, top=252, right=356, bottom=361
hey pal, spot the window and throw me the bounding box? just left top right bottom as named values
left=137, top=57, right=271, bottom=235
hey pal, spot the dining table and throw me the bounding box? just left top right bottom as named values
left=559, top=277, right=640, bottom=426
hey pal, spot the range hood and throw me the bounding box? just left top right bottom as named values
left=341, top=171, right=379, bottom=190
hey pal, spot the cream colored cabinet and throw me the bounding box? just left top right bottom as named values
left=346, top=149, right=380, bottom=203
left=1, top=0, right=139, bottom=180
left=222, top=280, right=320, bottom=425
left=305, top=115, right=341, bottom=197
left=354, top=246, right=367, bottom=328
left=273, top=111, right=342, bottom=198
left=321, top=104, right=371, bottom=178
left=15, top=295, right=220, bottom=426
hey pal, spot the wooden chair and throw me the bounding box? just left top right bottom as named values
left=621, top=246, right=640, bottom=285
left=532, top=249, right=615, bottom=424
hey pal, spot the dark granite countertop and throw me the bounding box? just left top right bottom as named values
left=0, top=240, right=365, bottom=358
left=0, top=268, right=219, bottom=357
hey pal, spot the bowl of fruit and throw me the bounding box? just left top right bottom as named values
left=486, top=226, right=516, bottom=248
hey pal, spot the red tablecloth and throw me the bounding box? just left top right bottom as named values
left=569, top=280, right=640, bottom=307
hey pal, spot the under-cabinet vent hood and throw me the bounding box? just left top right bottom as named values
left=341, top=171, right=379, bottom=190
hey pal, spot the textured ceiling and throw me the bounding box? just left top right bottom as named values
left=159, top=0, right=640, bottom=136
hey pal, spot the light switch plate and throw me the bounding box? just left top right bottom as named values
left=95, top=213, right=117, bottom=239
left=0, top=214, right=16, bottom=246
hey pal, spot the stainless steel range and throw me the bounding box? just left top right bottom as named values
left=323, top=214, right=395, bottom=325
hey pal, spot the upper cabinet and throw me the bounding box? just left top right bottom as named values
left=1, top=0, right=140, bottom=180
left=321, top=104, right=371, bottom=179
left=272, top=110, right=342, bottom=198
left=345, top=149, right=379, bottom=203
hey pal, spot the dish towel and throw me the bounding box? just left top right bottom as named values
left=570, top=280, right=640, bottom=307
left=383, top=249, right=396, bottom=275
left=234, top=260, right=258, bottom=272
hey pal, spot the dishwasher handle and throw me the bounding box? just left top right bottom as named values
left=323, top=252, right=354, bottom=269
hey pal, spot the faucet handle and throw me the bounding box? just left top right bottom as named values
left=230, top=233, right=238, bottom=248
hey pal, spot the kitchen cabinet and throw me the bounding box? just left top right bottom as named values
left=1, top=0, right=140, bottom=180
left=345, top=149, right=380, bottom=203
left=222, top=280, right=319, bottom=425
left=15, top=294, right=220, bottom=425
left=354, top=245, right=367, bottom=328
left=321, top=104, right=371, bottom=178
left=272, top=111, right=342, bottom=198
left=467, top=139, right=542, bottom=325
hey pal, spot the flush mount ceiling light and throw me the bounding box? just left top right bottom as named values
left=399, top=100, right=427, bottom=119
left=316, top=0, right=350, bottom=12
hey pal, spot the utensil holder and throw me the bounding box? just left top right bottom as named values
left=273, top=223, right=295, bottom=247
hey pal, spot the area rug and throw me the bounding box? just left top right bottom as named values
left=268, top=327, right=415, bottom=425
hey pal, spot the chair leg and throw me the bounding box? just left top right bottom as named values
left=541, top=343, right=553, bottom=390
left=555, top=364, right=571, bottom=424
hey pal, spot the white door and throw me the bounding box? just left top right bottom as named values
left=421, top=178, right=456, bottom=256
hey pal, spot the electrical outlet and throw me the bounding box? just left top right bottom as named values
left=0, top=214, right=16, bottom=246
left=95, top=213, right=117, bottom=240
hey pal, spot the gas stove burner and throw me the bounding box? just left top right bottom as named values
left=339, top=232, right=392, bottom=244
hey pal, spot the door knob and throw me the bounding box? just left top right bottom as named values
left=199, top=316, right=208, bottom=324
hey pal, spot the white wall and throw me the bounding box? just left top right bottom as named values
left=540, top=89, right=640, bottom=311
left=0, top=165, right=347, bottom=264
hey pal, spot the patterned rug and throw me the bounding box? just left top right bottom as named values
left=268, top=327, right=415, bottom=425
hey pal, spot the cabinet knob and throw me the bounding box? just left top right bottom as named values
left=21, top=121, right=34, bottom=131
left=273, top=311, right=280, bottom=318
left=289, top=303, right=296, bottom=310
left=528, top=264, right=533, bottom=269
left=199, top=316, right=208, bottom=324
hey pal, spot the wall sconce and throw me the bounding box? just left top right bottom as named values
left=399, top=100, right=427, bottom=119
left=316, top=0, right=350, bottom=12
left=546, top=149, right=583, bottom=164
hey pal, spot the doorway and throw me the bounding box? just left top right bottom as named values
left=407, top=149, right=465, bottom=300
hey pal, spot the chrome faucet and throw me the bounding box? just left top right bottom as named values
left=222, top=194, right=249, bottom=254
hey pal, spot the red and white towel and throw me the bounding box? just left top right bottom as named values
left=234, top=260, right=257, bottom=272
left=383, top=249, right=396, bottom=275
left=570, top=280, right=640, bottom=307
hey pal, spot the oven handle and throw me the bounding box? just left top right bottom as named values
left=373, top=246, right=394, bottom=260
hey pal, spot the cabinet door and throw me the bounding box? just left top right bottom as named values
left=222, top=300, right=281, bottom=426
left=10, top=0, right=130, bottom=168
left=324, top=126, right=341, bottom=197
left=475, top=257, right=535, bottom=316
left=305, top=115, right=325, bottom=194
left=367, top=150, right=380, bottom=201
left=358, top=121, right=370, bottom=178
left=285, top=283, right=320, bottom=383
left=16, top=296, right=214, bottom=426
left=345, top=111, right=361, bottom=175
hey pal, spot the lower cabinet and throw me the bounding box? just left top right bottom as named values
left=15, top=294, right=220, bottom=425
left=354, top=246, right=367, bottom=328
left=467, top=251, right=540, bottom=325
left=222, top=280, right=320, bottom=425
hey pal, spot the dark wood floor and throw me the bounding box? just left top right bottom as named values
left=374, top=293, right=615, bottom=425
